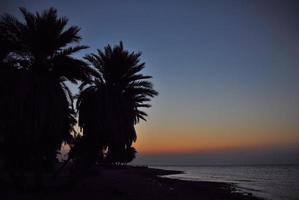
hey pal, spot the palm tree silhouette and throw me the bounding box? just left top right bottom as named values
left=76, top=42, right=158, bottom=165
left=0, top=8, right=93, bottom=185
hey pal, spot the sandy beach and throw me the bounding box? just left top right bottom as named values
left=0, top=166, right=263, bottom=200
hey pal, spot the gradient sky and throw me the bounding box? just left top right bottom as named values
left=2, top=0, right=299, bottom=165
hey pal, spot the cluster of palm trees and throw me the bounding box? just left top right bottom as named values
left=0, top=7, right=157, bottom=186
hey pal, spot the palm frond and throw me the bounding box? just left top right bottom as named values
left=57, top=45, right=88, bottom=56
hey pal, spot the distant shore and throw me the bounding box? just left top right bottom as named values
left=0, top=165, right=264, bottom=200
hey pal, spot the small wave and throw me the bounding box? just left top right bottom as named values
left=233, top=179, right=253, bottom=182
left=237, top=186, right=263, bottom=192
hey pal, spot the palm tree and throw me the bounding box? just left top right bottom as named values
left=76, top=42, right=158, bottom=165
left=0, top=8, right=93, bottom=184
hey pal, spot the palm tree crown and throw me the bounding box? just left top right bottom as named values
left=76, top=42, right=158, bottom=164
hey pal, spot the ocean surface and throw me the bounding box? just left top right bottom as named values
left=151, top=165, right=299, bottom=200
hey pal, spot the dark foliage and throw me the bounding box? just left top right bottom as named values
left=0, top=8, right=158, bottom=188
left=0, top=7, right=93, bottom=185
left=76, top=42, right=158, bottom=165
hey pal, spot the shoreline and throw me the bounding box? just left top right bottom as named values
left=0, top=165, right=264, bottom=200
left=146, top=166, right=264, bottom=200
left=149, top=166, right=260, bottom=196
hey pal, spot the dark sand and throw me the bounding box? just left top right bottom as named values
left=0, top=166, right=264, bottom=200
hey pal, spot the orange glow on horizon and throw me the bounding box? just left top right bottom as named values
left=133, top=123, right=299, bottom=155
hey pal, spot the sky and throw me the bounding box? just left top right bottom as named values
left=1, top=0, right=299, bottom=165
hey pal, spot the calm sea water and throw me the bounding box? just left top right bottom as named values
left=151, top=165, right=299, bottom=200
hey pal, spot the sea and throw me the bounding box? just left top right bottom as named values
left=151, top=165, right=299, bottom=200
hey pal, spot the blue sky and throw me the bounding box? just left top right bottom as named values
left=2, top=0, right=299, bottom=164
